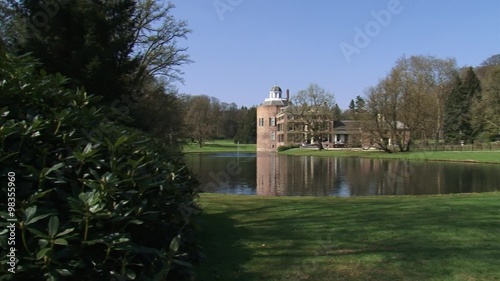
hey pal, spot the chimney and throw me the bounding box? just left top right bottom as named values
left=286, top=89, right=289, bottom=101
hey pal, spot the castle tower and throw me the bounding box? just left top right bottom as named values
left=256, top=85, right=289, bottom=152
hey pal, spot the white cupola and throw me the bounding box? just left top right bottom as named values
left=269, top=85, right=282, bottom=99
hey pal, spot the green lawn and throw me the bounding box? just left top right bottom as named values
left=281, top=149, right=500, bottom=164
left=195, top=193, right=500, bottom=281
left=182, top=139, right=500, bottom=163
left=183, top=139, right=256, bottom=153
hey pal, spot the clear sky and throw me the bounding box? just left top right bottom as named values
left=168, top=0, right=500, bottom=110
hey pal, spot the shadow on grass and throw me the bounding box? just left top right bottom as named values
left=194, top=195, right=500, bottom=280
left=195, top=212, right=258, bottom=281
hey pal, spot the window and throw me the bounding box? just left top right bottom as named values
left=259, top=118, right=264, bottom=126
left=271, top=131, right=275, bottom=141
left=269, top=117, right=276, bottom=126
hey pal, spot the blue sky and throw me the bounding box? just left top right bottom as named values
left=168, top=0, right=500, bottom=109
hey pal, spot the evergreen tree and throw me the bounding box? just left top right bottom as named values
left=348, top=99, right=355, bottom=111
left=333, top=103, right=342, bottom=120
left=443, top=75, right=466, bottom=143
left=15, top=0, right=138, bottom=103
left=234, top=107, right=257, bottom=144
left=443, top=67, right=482, bottom=144
left=462, top=67, right=482, bottom=139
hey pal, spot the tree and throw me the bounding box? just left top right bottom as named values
left=0, top=1, right=18, bottom=50
left=7, top=1, right=193, bottom=151
left=287, top=83, right=336, bottom=150
left=333, top=103, right=342, bottom=120
left=234, top=106, right=257, bottom=144
left=364, top=78, right=409, bottom=153
left=127, top=75, right=188, bottom=152
left=444, top=67, right=481, bottom=143
left=15, top=0, right=139, bottom=103
left=183, top=95, right=218, bottom=147
left=462, top=67, right=482, bottom=139
left=363, top=55, right=458, bottom=152
left=220, top=102, right=240, bottom=139
left=131, top=0, right=191, bottom=85
left=481, top=54, right=500, bottom=67
left=471, top=66, right=500, bottom=140
left=443, top=75, right=466, bottom=143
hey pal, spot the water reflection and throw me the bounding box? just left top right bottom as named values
left=183, top=152, right=500, bottom=197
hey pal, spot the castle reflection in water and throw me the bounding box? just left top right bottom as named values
left=257, top=152, right=497, bottom=196
left=184, top=152, right=499, bottom=197
left=257, top=152, right=386, bottom=196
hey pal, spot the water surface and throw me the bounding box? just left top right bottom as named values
left=184, top=152, right=500, bottom=196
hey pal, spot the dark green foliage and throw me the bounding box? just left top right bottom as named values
left=15, top=0, right=138, bottom=103
left=462, top=67, right=482, bottom=137
left=0, top=52, right=201, bottom=280
left=234, top=107, right=257, bottom=144
left=444, top=75, right=465, bottom=144
left=221, top=103, right=240, bottom=139
left=277, top=144, right=300, bottom=152
left=444, top=68, right=482, bottom=144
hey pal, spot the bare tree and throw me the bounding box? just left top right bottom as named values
left=364, top=55, right=458, bottom=152
left=131, top=0, right=192, bottom=85
left=287, top=83, right=336, bottom=150
left=364, top=79, right=408, bottom=153
left=183, top=95, right=218, bottom=147
left=471, top=66, right=500, bottom=138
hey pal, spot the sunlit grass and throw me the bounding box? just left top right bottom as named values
left=196, top=193, right=500, bottom=281
left=183, top=139, right=256, bottom=153
left=280, top=148, right=500, bottom=163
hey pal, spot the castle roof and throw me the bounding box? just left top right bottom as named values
left=260, top=99, right=289, bottom=106
left=270, top=85, right=282, bottom=92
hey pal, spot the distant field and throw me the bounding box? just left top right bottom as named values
left=196, top=192, right=500, bottom=281
left=281, top=149, right=500, bottom=164
left=183, top=139, right=256, bottom=153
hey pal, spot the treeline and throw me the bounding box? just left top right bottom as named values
left=343, top=54, right=500, bottom=152
left=179, top=95, right=257, bottom=147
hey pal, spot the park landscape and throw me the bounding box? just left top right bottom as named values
left=0, top=1, right=499, bottom=281
left=188, top=141, right=500, bottom=280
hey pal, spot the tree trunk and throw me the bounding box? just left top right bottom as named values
left=317, top=140, right=324, bottom=150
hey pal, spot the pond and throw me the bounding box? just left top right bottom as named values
left=183, top=152, right=500, bottom=196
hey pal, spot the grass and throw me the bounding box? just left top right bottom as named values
left=183, top=139, right=256, bottom=153
left=182, top=139, right=500, bottom=163
left=195, top=193, right=500, bottom=281
left=280, top=148, right=500, bottom=164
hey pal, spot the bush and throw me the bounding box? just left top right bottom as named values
left=476, top=132, right=496, bottom=143
left=277, top=144, right=300, bottom=152
left=0, top=52, right=201, bottom=280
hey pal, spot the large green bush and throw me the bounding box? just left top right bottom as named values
left=0, top=52, right=201, bottom=280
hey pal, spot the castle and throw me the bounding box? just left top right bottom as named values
left=256, top=85, right=365, bottom=152
left=256, top=85, right=290, bottom=152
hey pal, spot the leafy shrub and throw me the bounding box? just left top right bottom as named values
left=277, top=144, right=300, bottom=152
left=0, top=52, right=201, bottom=280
